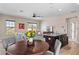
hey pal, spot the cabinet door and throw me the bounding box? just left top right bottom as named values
left=44, top=36, right=56, bottom=52
left=59, top=34, right=68, bottom=47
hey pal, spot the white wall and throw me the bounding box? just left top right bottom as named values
left=41, top=17, right=67, bottom=34
left=0, top=14, right=41, bottom=40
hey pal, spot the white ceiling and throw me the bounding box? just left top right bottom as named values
left=0, top=3, right=79, bottom=19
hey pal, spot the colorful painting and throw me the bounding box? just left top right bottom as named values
left=19, top=23, right=25, bottom=29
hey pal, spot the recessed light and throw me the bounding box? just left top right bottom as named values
left=58, top=9, right=62, bottom=11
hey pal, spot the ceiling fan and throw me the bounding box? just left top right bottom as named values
left=32, top=13, right=43, bottom=18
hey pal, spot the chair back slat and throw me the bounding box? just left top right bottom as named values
left=2, top=36, right=16, bottom=51
left=54, top=39, right=62, bottom=55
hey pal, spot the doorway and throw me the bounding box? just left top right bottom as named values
left=67, top=17, right=78, bottom=42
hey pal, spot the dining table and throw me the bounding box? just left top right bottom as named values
left=6, top=40, right=49, bottom=55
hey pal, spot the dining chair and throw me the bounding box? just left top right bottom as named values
left=2, top=36, right=16, bottom=52
left=44, top=39, right=62, bottom=55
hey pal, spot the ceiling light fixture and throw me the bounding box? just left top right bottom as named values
left=58, top=9, right=62, bottom=11
left=33, top=13, right=36, bottom=17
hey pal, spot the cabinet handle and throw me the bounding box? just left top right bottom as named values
left=48, top=38, right=51, bottom=40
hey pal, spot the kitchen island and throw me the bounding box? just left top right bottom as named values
left=43, top=33, right=68, bottom=52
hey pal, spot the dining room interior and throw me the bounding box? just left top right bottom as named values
left=0, top=3, right=79, bottom=55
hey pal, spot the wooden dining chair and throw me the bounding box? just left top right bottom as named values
left=44, top=39, right=62, bottom=55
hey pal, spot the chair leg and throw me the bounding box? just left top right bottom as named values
left=5, top=48, right=8, bottom=55
left=5, top=48, right=7, bottom=51
left=6, top=53, right=8, bottom=55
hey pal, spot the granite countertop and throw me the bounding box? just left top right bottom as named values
left=43, top=33, right=62, bottom=36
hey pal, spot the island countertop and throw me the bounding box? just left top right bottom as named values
left=43, top=33, right=63, bottom=36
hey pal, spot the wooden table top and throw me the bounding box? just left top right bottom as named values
left=7, top=40, right=49, bottom=55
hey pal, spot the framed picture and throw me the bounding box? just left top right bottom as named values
left=19, top=23, right=25, bottom=29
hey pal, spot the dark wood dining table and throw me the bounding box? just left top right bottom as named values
left=7, top=40, right=49, bottom=55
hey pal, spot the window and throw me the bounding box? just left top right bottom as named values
left=6, top=20, right=15, bottom=27
left=6, top=20, right=16, bottom=35
left=27, top=23, right=37, bottom=32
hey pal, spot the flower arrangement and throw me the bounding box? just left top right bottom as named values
left=25, top=31, right=36, bottom=39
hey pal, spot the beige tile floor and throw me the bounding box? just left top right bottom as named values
left=0, top=41, right=79, bottom=55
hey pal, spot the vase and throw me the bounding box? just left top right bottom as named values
left=27, top=38, right=34, bottom=46
left=28, top=38, right=33, bottom=43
